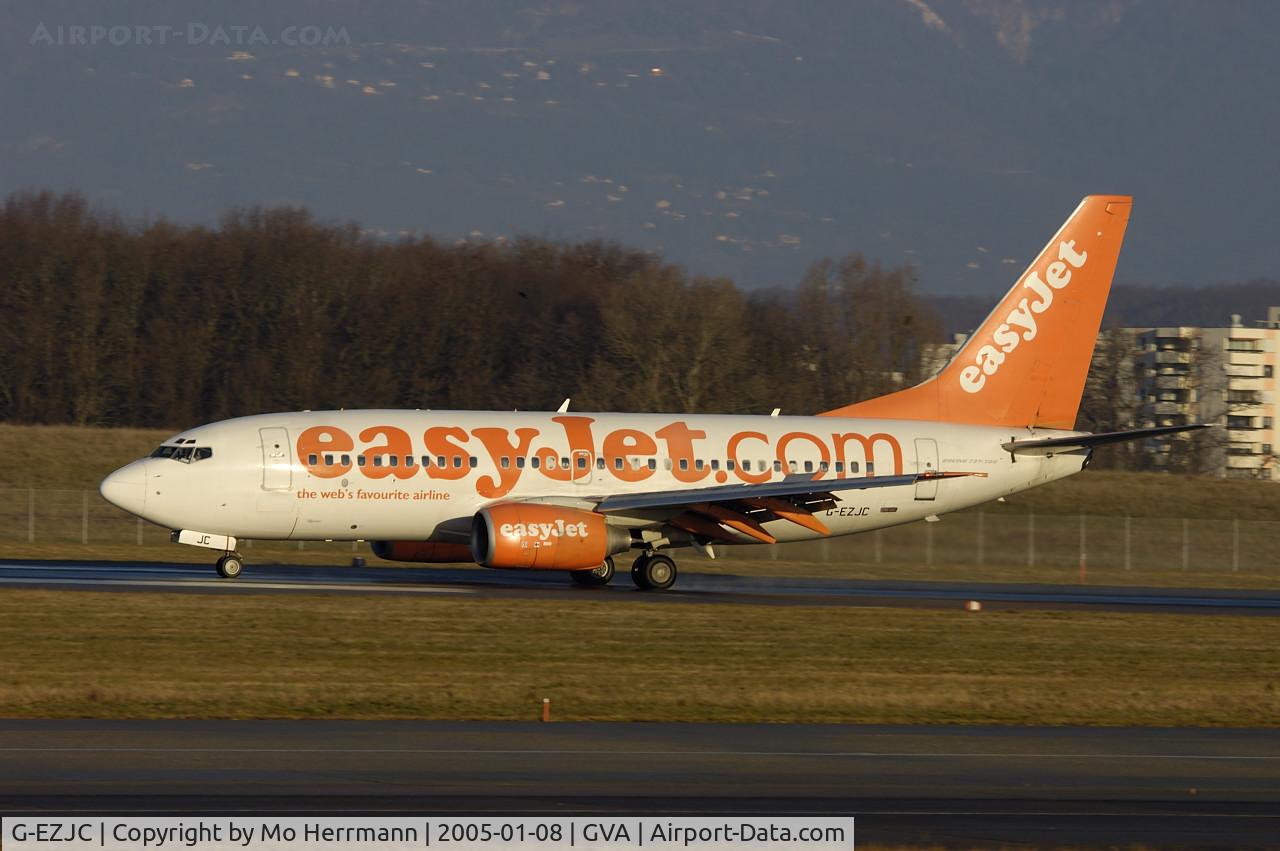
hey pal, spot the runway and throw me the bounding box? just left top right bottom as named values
left=1, top=559, right=1278, bottom=615
left=1, top=721, right=1277, bottom=848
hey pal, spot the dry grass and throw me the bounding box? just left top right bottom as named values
left=0, top=423, right=171, bottom=489
left=0, top=589, right=1276, bottom=725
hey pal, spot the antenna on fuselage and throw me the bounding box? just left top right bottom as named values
left=557, top=398, right=571, bottom=413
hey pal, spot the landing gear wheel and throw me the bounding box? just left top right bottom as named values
left=215, top=554, right=244, bottom=579
left=571, top=556, right=615, bottom=587
left=632, top=553, right=677, bottom=591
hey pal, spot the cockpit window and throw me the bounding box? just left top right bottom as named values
left=150, top=444, right=213, bottom=463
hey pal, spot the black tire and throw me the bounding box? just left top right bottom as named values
left=640, top=554, right=677, bottom=591
left=630, top=555, right=652, bottom=590
left=216, top=554, right=243, bottom=579
left=571, top=556, right=615, bottom=587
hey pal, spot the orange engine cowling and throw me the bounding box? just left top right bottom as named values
left=471, top=503, right=631, bottom=570
left=371, top=541, right=476, bottom=564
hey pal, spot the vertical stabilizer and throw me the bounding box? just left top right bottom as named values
left=821, top=195, right=1132, bottom=429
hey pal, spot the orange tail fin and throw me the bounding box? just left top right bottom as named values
left=821, top=195, right=1132, bottom=429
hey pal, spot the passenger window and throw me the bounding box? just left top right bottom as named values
left=819, top=461, right=829, bottom=472
left=421, top=456, right=431, bottom=468
left=727, top=460, right=736, bottom=471
left=531, top=456, right=541, bottom=469
left=389, top=456, right=398, bottom=468
left=308, top=454, right=319, bottom=466
left=695, top=459, right=704, bottom=471
left=849, top=462, right=859, bottom=472
left=867, top=462, right=875, bottom=474
left=373, top=456, right=383, bottom=468
left=679, top=459, right=689, bottom=471
left=469, top=456, right=478, bottom=468
left=452, top=456, right=462, bottom=468
left=647, top=458, right=657, bottom=471
left=710, top=459, right=720, bottom=471
left=357, top=455, right=367, bottom=466
left=742, top=460, right=752, bottom=472
left=835, top=461, right=844, bottom=473
left=773, top=460, right=782, bottom=472
left=664, top=458, right=673, bottom=471
left=596, top=457, right=606, bottom=470
left=560, top=456, right=570, bottom=469
left=789, top=461, right=798, bottom=473
left=804, top=461, right=813, bottom=473
left=437, top=455, right=446, bottom=468
left=501, top=456, right=510, bottom=469
left=516, top=456, right=526, bottom=469
left=341, top=454, right=351, bottom=466
left=324, top=454, right=334, bottom=466
left=613, top=457, right=623, bottom=471
left=546, top=457, right=557, bottom=470
left=577, top=456, right=588, bottom=470
left=405, top=455, right=415, bottom=468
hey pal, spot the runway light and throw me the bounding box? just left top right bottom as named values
left=542, top=697, right=551, bottom=722
left=964, top=600, right=982, bottom=612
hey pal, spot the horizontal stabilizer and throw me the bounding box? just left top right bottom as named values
left=1002, top=423, right=1211, bottom=454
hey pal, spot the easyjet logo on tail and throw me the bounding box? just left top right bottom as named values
left=499, top=519, right=589, bottom=542
left=959, top=239, right=1089, bottom=394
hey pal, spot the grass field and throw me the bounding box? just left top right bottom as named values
left=0, top=588, right=1276, bottom=725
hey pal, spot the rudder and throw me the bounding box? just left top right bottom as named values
left=821, top=195, right=1132, bottom=429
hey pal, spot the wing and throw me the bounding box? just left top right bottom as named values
left=592, top=471, right=983, bottom=544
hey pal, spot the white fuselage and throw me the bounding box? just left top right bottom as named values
left=102, top=410, right=1088, bottom=547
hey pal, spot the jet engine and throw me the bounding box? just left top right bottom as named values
left=471, top=503, right=631, bottom=570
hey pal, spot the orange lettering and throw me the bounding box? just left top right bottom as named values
left=602, top=428, right=657, bottom=482
left=297, top=426, right=353, bottom=479
left=776, top=432, right=831, bottom=480
left=472, top=426, right=540, bottom=498
left=424, top=426, right=471, bottom=480
left=358, top=426, right=416, bottom=479
left=534, top=416, right=597, bottom=482
left=728, top=431, right=771, bottom=483
left=832, top=432, right=903, bottom=476
left=656, top=421, right=709, bottom=483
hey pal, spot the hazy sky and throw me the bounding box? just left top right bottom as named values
left=2, top=0, right=1277, bottom=293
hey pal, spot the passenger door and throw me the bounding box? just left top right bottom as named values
left=260, top=427, right=293, bottom=491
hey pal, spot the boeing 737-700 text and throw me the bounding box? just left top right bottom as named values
left=99, top=195, right=1203, bottom=590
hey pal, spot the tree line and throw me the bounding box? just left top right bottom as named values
left=0, top=190, right=943, bottom=429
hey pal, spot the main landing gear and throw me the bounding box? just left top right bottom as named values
left=215, top=553, right=244, bottom=579
left=570, top=556, right=615, bottom=587
left=630, top=553, right=677, bottom=591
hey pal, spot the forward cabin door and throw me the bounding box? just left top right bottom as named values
left=914, top=438, right=939, bottom=501
left=260, top=427, right=293, bottom=490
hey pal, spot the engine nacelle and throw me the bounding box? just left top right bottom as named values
left=371, top=541, right=476, bottom=564
left=471, top=503, right=631, bottom=570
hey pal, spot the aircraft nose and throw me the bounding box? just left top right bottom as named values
left=100, top=460, right=147, bottom=516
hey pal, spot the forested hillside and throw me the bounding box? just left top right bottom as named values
left=0, top=191, right=941, bottom=428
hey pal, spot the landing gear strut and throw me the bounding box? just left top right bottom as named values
left=215, top=553, right=244, bottom=579
left=631, top=553, right=677, bottom=591
left=570, top=556, right=615, bottom=587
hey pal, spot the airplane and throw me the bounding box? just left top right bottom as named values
left=99, top=195, right=1205, bottom=590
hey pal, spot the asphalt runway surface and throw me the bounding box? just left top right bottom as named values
left=1, top=559, right=1279, bottom=615
left=1, top=721, right=1277, bottom=848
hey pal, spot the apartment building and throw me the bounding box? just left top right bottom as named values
left=1135, top=307, right=1279, bottom=480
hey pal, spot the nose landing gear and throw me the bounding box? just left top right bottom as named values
left=215, top=553, right=244, bottom=579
